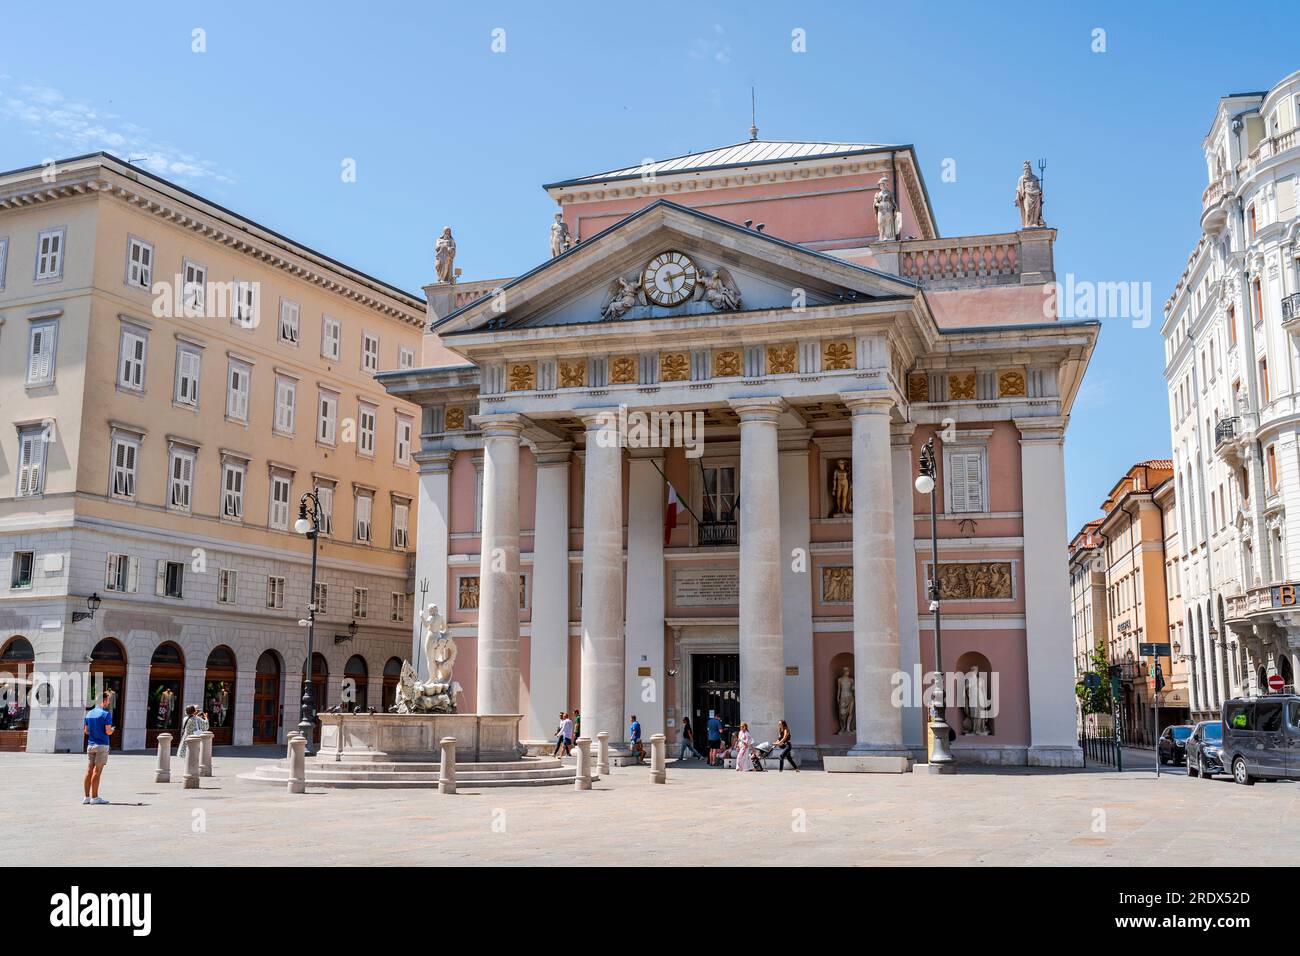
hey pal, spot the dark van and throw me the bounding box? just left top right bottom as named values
left=1221, top=695, right=1300, bottom=785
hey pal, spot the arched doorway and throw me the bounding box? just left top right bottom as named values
left=146, top=642, right=184, bottom=748
left=382, top=657, right=402, bottom=712
left=253, top=651, right=282, bottom=744
left=0, top=637, right=35, bottom=751
left=1280, top=655, right=1295, bottom=693
left=344, top=655, right=368, bottom=712
left=204, top=646, right=236, bottom=745
left=302, top=653, right=329, bottom=743
left=89, top=639, right=127, bottom=740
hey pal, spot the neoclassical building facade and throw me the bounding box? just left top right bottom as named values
left=1162, top=69, right=1300, bottom=720
left=381, top=139, right=1096, bottom=764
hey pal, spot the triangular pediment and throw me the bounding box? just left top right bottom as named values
left=434, top=200, right=918, bottom=338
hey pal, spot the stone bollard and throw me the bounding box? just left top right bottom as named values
left=183, top=736, right=202, bottom=789
left=199, top=731, right=214, bottom=777
left=287, top=736, right=306, bottom=794
left=438, top=737, right=457, bottom=795
left=596, top=731, right=610, bottom=776
left=155, top=734, right=173, bottom=783
left=574, top=736, right=592, bottom=791
left=650, top=733, right=666, bottom=784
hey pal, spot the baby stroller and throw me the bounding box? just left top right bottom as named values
left=750, top=741, right=774, bottom=771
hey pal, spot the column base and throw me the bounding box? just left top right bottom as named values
left=1027, top=745, right=1084, bottom=768
left=911, top=761, right=957, bottom=775
left=825, top=753, right=915, bottom=774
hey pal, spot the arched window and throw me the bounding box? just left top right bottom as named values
left=204, top=645, right=237, bottom=744
left=382, top=656, right=403, bottom=712
left=344, top=655, right=369, bottom=711
left=146, top=642, right=185, bottom=746
left=89, top=639, right=127, bottom=730
left=0, top=638, right=35, bottom=737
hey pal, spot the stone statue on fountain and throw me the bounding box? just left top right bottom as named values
left=391, top=604, right=463, bottom=714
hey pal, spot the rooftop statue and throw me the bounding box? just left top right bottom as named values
left=435, top=227, right=457, bottom=284
left=1014, top=161, right=1045, bottom=228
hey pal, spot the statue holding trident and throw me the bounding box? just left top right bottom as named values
left=392, top=603, right=462, bottom=714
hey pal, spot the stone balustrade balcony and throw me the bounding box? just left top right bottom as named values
left=897, top=232, right=1026, bottom=289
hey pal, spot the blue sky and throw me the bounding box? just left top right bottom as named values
left=2, top=1, right=1297, bottom=532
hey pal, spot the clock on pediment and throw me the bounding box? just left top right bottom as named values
left=641, top=251, right=698, bottom=307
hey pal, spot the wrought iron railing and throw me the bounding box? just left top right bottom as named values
left=1281, top=292, right=1300, bottom=323
left=1214, top=416, right=1239, bottom=448
left=697, top=521, right=738, bottom=547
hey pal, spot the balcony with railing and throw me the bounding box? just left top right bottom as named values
left=1282, top=292, right=1300, bottom=333
left=1214, top=416, right=1243, bottom=463
left=696, top=520, right=738, bottom=547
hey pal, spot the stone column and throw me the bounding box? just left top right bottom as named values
left=778, top=428, right=816, bottom=748
left=438, top=737, right=456, bottom=794
left=199, top=731, right=214, bottom=777
left=596, top=730, right=610, bottom=775
left=1186, top=618, right=1202, bottom=717
left=579, top=412, right=625, bottom=747
left=626, top=448, right=666, bottom=738
left=414, top=449, right=456, bottom=676
left=155, top=734, right=172, bottom=783
left=183, top=738, right=202, bottom=789
left=650, top=733, right=666, bottom=783
left=123, top=657, right=148, bottom=751
left=891, top=422, right=925, bottom=756
left=574, top=736, right=592, bottom=790
left=1213, top=633, right=1229, bottom=707
left=287, top=736, right=305, bottom=794
left=529, top=441, right=573, bottom=742
left=841, top=392, right=908, bottom=756
left=233, top=668, right=255, bottom=746
left=473, top=413, right=525, bottom=714
left=1016, top=416, right=1084, bottom=766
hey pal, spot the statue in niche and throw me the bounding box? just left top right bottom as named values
left=829, top=458, right=853, bottom=517
left=874, top=175, right=901, bottom=241
left=960, top=665, right=993, bottom=736
left=549, top=213, right=573, bottom=258
left=1014, top=160, right=1044, bottom=228
left=435, top=227, right=457, bottom=283
left=835, top=666, right=856, bottom=735
left=458, top=576, right=480, bottom=610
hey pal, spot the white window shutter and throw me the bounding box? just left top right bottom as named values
left=105, top=554, right=116, bottom=588
left=127, top=556, right=139, bottom=593
left=964, top=453, right=985, bottom=512
left=947, top=454, right=969, bottom=513
left=155, top=559, right=167, bottom=596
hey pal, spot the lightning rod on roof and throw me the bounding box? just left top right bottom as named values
left=749, top=87, right=758, bottom=141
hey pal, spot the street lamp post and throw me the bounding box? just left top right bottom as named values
left=294, top=492, right=324, bottom=755
left=915, top=437, right=955, bottom=772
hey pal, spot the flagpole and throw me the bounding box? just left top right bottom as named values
left=648, top=458, right=703, bottom=525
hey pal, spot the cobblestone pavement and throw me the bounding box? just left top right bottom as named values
left=5, top=748, right=1294, bottom=866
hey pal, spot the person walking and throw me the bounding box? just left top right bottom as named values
left=572, top=708, right=581, bottom=741
left=775, top=719, right=799, bottom=772
left=706, top=712, right=724, bottom=766
left=678, top=716, right=703, bottom=761
left=553, top=712, right=574, bottom=757
left=82, top=691, right=115, bottom=804
left=628, top=714, right=645, bottom=765
left=733, top=721, right=754, bottom=772
left=176, top=704, right=209, bottom=759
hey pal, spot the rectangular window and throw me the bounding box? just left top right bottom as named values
left=0, top=236, right=9, bottom=290
left=274, top=377, right=296, bottom=434
left=278, top=299, right=300, bottom=345
left=393, top=501, right=409, bottom=550
left=110, top=435, right=139, bottom=499
left=35, top=227, right=64, bottom=280
left=217, top=568, right=237, bottom=605
left=701, top=466, right=737, bottom=523
left=946, top=449, right=986, bottom=514
left=174, top=346, right=202, bottom=407
left=222, top=461, right=245, bottom=518
left=182, top=259, right=206, bottom=316
left=233, top=280, right=258, bottom=329
left=118, top=328, right=148, bottom=391
left=362, top=332, right=379, bottom=372
left=266, top=575, right=285, bottom=609
left=316, top=484, right=334, bottom=535
left=358, top=403, right=376, bottom=456
left=10, top=551, right=33, bottom=589
left=157, top=560, right=185, bottom=598
left=1259, top=357, right=1270, bottom=404
left=313, top=582, right=328, bottom=615
left=1268, top=444, right=1278, bottom=494
left=227, top=362, right=251, bottom=421
left=395, top=416, right=412, bottom=466
left=126, top=236, right=153, bottom=289
left=353, top=587, right=368, bottom=618
left=317, top=390, right=338, bottom=444
left=322, top=316, right=341, bottom=361
left=104, top=554, right=138, bottom=593
left=399, top=346, right=415, bottom=370
left=168, top=448, right=194, bottom=510
left=27, top=321, right=57, bottom=385
left=16, top=427, right=48, bottom=497
left=355, top=492, right=373, bottom=543
left=269, top=474, right=292, bottom=530
left=391, top=592, right=406, bottom=623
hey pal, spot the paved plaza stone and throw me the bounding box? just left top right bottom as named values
left=5, top=748, right=1294, bottom=866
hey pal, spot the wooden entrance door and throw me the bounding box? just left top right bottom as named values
left=253, top=651, right=281, bottom=744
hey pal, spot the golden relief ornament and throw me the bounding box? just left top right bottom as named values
left=906, top=372, right=929, bottom=403
left=766, top=344, right=797, bottom=375
left=949, top=372, right=976, bottom=401
left=822, top=340, right=854, bottom=371
left=933, top=562, right=1013, bottom=601
left=713, top=349, right=742, bottom=378
left=660, top=352, right=689, bottom=382
left=559, top=360, right=586, bottom=388
left=507, top=362, right=536, bottom=391
left=821, top=566, right=853, bottom=603
left=444, top=406, right=466, bottom=430
left=610, top=356, right=638, bottom=385
left=998, top=370, right=1026, bottom=397
left=457, top=576, right=480, bottom=610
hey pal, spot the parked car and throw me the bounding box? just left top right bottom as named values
left=1221, top=695, right=1300, bottom=785
left=1157, top=724, right=1194, bottom=765
left=1185, top=720, right=1223, bottom=779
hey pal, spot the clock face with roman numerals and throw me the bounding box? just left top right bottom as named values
left=641, top=251, right=698, bottom=307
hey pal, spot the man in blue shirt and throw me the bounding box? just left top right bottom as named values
left=83, top=691, right=115, bottom=805
left=628, top=714, right=645, bottom=765
left=706, top=713, right=724, bottom=766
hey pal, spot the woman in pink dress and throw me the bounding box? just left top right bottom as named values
left=733, top=721, right=754, bottom=772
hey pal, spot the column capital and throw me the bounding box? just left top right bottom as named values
left=1013, top=415, right=1067, bottom=443
left=627, top=446, right=665, bottom=461
left=414, top=448, right=456, bottom=474
left=531, top=440, right=574, bottom=467
left=472, top=412, right=527, bottom=438
left=890, top=421, right=917, bottom=447
left=839, top=390, right=894, bottom=414
left=578, top=408, right=621, bottom=431
left=777, top=427, right=813, bottom=454
left=729, top=396, right=786, bottom=423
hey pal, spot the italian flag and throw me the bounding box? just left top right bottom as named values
left=664, top=482, right=680, bottom=546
